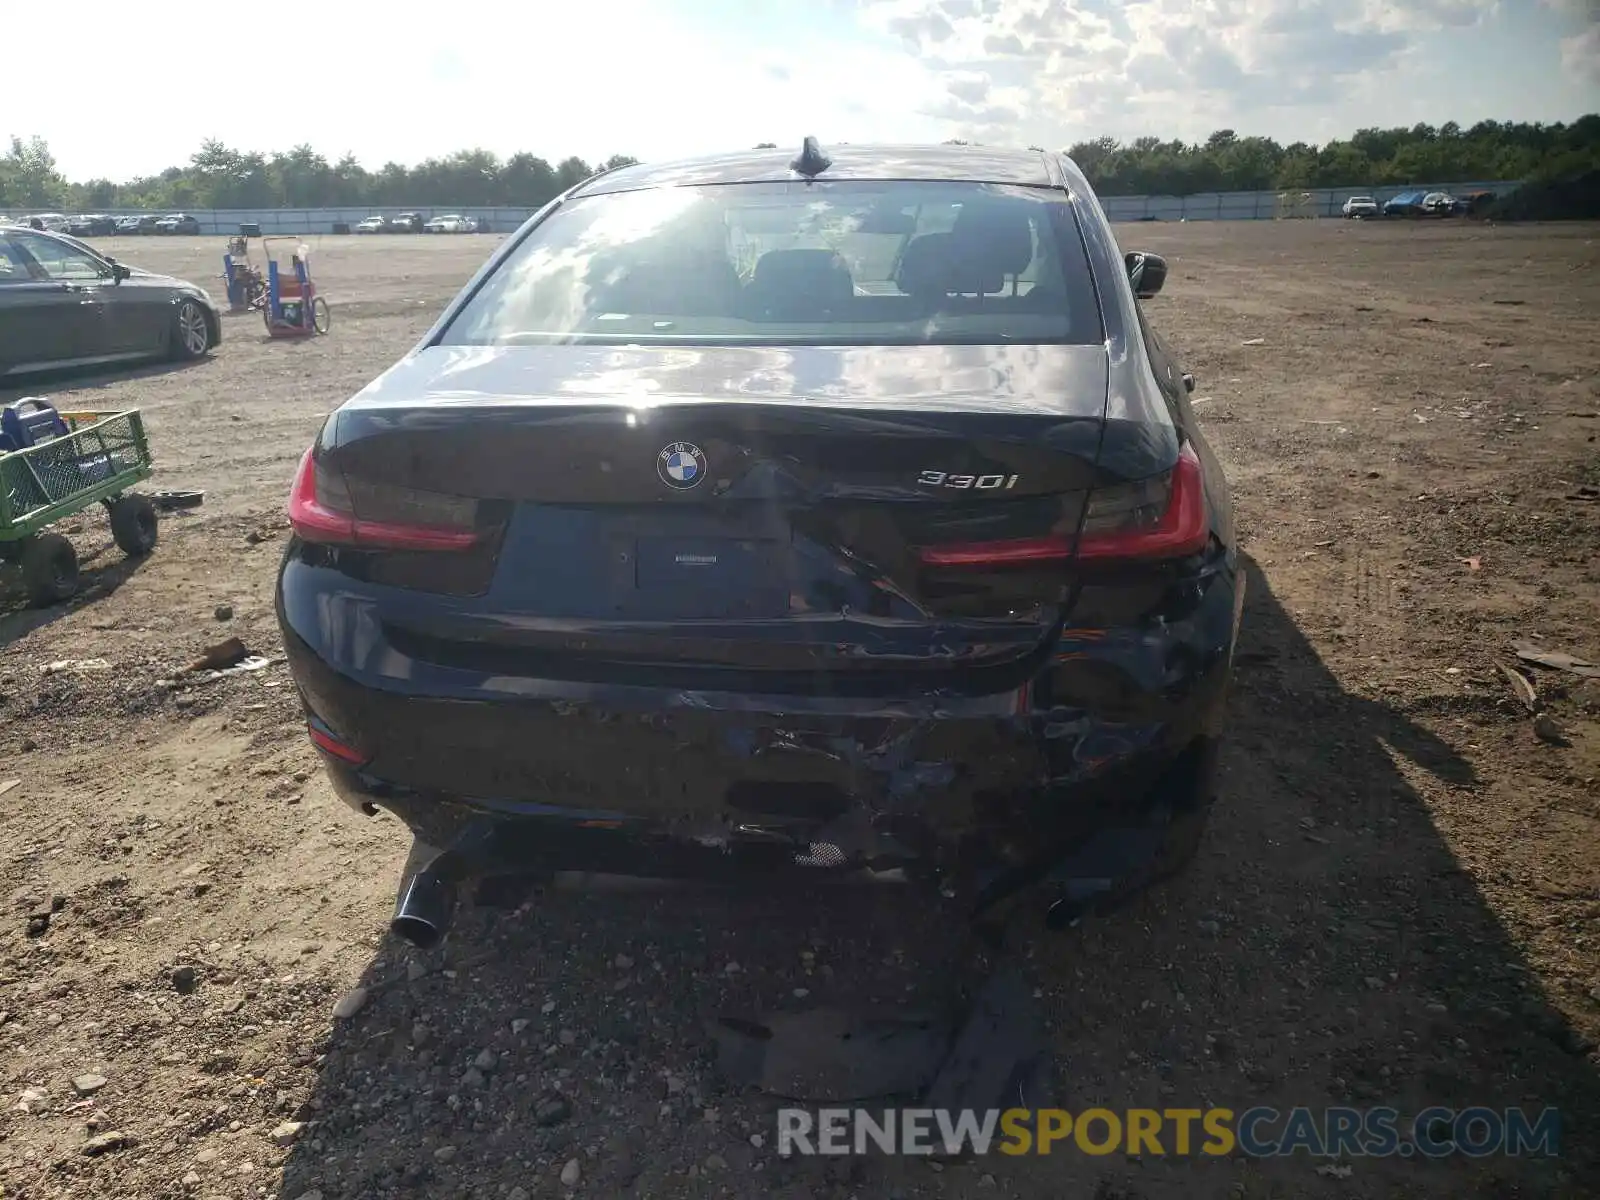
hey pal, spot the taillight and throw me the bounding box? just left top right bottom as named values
left=307, top=716, right=369, bottom=767
left=287, top=448, right=481, bottom=552
left=1077, top=441, right=1207, bottom=560
left=915, top=443, right=1208, bottom=567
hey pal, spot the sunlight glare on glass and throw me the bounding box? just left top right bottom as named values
left=586, top=186, right=702, bottom=247
left=461, top=188, right=705, bottom=342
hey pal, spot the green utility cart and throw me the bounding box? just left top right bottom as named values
left=0, top=402, right=158, bottom=608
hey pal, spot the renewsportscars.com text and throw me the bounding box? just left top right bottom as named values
left=776, top=1106, right=1560, bottom=1159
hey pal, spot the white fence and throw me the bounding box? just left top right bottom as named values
left=1098, top=180, right=1517, bottom=222
left=24, top=181, right=1522, bottom=235
left=57, top=207, right=532, bottom=235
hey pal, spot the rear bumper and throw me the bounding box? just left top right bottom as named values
left=277, top=554, right=1243, bottom=912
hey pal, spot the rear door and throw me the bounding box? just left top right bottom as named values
left=1135, top=306, right=1187, bottom=418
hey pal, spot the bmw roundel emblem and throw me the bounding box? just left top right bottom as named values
left=657, top=441, right=706, bottom=490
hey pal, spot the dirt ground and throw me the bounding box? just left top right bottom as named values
left=1, top=221, right=1598, bottom=1200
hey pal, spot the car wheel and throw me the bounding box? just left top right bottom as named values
left=19, top=533, right=79, bottom=608
left=108, top=494, right=159, bottom=557
left=171, top=300, right=211, bottom=360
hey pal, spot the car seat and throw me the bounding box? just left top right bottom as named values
left=744, top=248, right=856, bottom=322
left=589, top=248, right=743, bottom=319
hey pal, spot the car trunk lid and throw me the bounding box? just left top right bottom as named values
left=307, top=343, right=1114, bottom=692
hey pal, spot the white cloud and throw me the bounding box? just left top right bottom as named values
left=856, top=0, right=1523, bottom=146
left=1543, top=0, right=1600, bottom=84
left=1560, top=22, right=1600, bottom=83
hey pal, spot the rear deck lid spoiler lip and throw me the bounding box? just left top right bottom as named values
left=332, top=342, right=1117, bottom=424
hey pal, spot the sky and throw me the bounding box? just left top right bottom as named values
left=8, top=0, right=1598, bottom=182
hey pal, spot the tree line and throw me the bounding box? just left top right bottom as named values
left=1053, top=116, right=1597, bottom=197
left=0, top=140, right=644, bottom=212
left=2, top=116, right=1595, bottom=211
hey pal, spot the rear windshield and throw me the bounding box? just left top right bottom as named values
left=439, top=181, right=1104, bottom=347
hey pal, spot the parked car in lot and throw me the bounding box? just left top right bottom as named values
left=153, top=213, right=202, bottom=235
left=1341, top=195, right=1380, bottom=218
left=1383, top=191, right=1427, bottom=217
left=115, top=214, right=153, bottom=235
left=355, top=215, right=390, bottom=234
left=391, top=212, right=426, bottom=233
left=423, top=213, right=475, bottom=233
left=0, top=226, right=220, bottom=376
left=1421, top=192, right=1460, bottom=216
left=22, top=213, right=70, bottom=233
left=67, top=214, right=118, bottom=236
left=277, top=138, right=1242, bottom=948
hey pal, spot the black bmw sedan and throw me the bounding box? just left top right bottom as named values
left=0, top=226, right=219, bottom=377
left=276, top=140, right=1242, bottom=947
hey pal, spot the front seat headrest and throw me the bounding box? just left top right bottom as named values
left=747, top=248, right=856, bottom=319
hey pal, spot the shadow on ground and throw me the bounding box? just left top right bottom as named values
left=278, top=557, right=1600, bottom=1200
left=0, top=537, right=150, bottom=649
left=0, top=356, right=210, bottom=399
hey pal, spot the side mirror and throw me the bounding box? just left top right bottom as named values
left=112, top=262, right=132, bottom=282
left=1181, top=372, right=1195, bottom=394
left=1125, top=251, right=1168, bottom=299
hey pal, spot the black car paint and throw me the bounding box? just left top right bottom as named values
left=0, top=228, right=219, bottom=374
left=155, top=214, right=202, bottom=235
left=275, top=144, right=1242, bottom=923
left=67, top=215, right=118, bottom=236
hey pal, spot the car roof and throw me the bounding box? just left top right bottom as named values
left=575, top=142, right=1057, bottom=196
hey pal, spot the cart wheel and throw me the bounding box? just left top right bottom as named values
left=312, top=296, right=331, bottom=334
left=20, top=533, right=79, bottom=608
left=171, top=299, right=213, bottom=361
left=109, top=494, right=159, bottom=557
left=263, top=303, right=274, bottom=334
